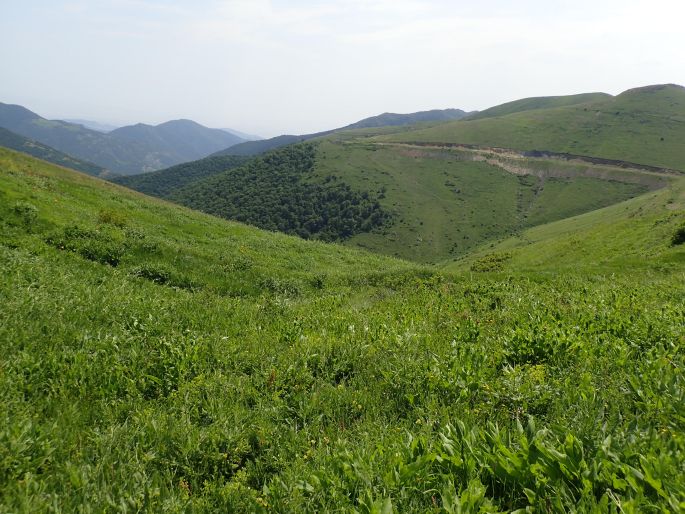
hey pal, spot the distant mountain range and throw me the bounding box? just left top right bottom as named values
left=212, top=108, right=473, bottom=157
left=0, top=102, right=474, bottom=174
left=62, top=119, right=120, bottom=133
left=108, top=120, right=245, bottom=167
left=220, top=128, right=263, bottom=141
left=0, top=126, right=110, bottom=177
left=0, top=103, right=249, bottom=175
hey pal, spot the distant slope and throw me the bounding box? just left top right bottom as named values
left=109, top=119, right=244, bottom=164
left=0, top=126, right=110, bottom=177
left=0, top=102, right=245, bottom=174
left=0, top=102, right=152, bottom=174
left=310, top=140, right=667, bottom=262
left=213, top=108, right=470, bottom=157
left=342, top=108, right=471, bottom=129
left=465, top=92, right=611, bottom=120
left=221, top=128, right=263, bottom=141
left=382, top=84, right=685, bottom=170
left=113, top=154, right=251, bottom=197
left=62, top=119, right=119, bottom=132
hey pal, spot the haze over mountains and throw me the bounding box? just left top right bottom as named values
left=62, top=119, right=120, bottom=133
left=0, top=126, right=109, bottom=177
left=0, top=102, right=250, bottom=175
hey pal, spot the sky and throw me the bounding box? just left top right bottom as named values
left=1, top=0, right=684, bottom=137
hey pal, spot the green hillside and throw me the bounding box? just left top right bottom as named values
left=465, top=92, right=611, bottom=121
left=172, top=143, right=391, bottom=241
left=313, top=140, right=665, bottom=262
left=112, top=154, right=251, bottom=197
left=126, top=138, right=666, bottom=264
left=0, top=126, right=110, bottom=177
left=382, top=84, right=685, bottom=170
left=2, top=148, right=684, bottom=512
left=447, top=171, right=685, bottom=272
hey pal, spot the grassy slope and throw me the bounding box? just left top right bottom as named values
left=465, top=92, right=611, bottom=120
left=448, top=174, right=685, bottom=273
left=2, top=148, right=685, bottom=511
left=0, top=148, right=411, bottom=294
left=382, top=84, right=685, bottom=170
left=314, top=140, right=657, bottom=262
left=144, top=89, right=676, bottom=265
left=150, top=138, right=659, bottom=265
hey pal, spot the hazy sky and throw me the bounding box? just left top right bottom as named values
left=2, top=0, right=684, bottom=136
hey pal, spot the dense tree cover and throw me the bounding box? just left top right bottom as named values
left=113, top=154, right=251, bottom=197
left=172, top=143, right=391, bottom=241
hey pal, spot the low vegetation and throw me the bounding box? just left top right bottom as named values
left=1, top=147, right=684, bottom=512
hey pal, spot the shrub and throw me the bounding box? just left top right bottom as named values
left=12, top=201, right=38, bottom=229
left=671, top=225, right=685, bottom=246
left=130, top=264, right=172, bottom=284
left=97, top=208, right=127, bottom=227
left=45, top=225, right=127, bottom=266
left=470, top=252, right=512, bottom=272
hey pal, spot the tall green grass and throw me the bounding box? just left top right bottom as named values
left=1, top=148, right=684, bottom=512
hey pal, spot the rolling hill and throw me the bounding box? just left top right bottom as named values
left=112, top=154, right=252, bottom=197
left=0, top=126, right=110, bottom=177
left=0, top=102, right=246, bottom=174
left=464, top=92, right=611, bottom=120
left=124, top=136, right=674, bottom=263
left=110, top=84, right=683, bottom=264
left=212, top=108, right=472, bottom=157
left=381, top=84, right=685, bottom=170
left=1, top=147, right=684, bottom=512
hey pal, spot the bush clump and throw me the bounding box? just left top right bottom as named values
left=671, top=225, right=685, bottom=246
left=130, top=264, right=172, bottom=284
left=12, top=201, right=38, bottom=229
left=470, top=252, right=512, bottom=272
left=97, top=209, right=127, bottom=228
left=45, top=225, right=127, bottom=266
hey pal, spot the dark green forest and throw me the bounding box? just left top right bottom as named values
left=113, top=154, right=251, bottom=197
left=171, top=144, right=391, bottom=241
